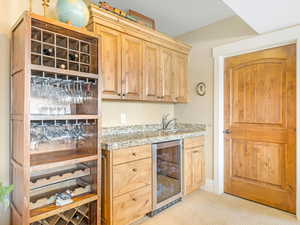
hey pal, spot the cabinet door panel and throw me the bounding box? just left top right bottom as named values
left=184, top=146, right=205, bottom=195
left=160, top=48, right=175, bottom=102
left=96, top=25, right=122, bottom=99
left=113, top=186, right=152, bottom=225
left=143, top=42, right=160, bottom=101
left=122, top=35, right=143, bottom=100
left=113, top=158, right=152, bottom=197
left=174, top=53, right=188, bottom=103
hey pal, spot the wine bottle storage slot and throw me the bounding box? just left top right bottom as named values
left=30, top=178, right=92, bottom=210
left=30, top=70, right=98, bottom=116
left=30, top=164, right=91, bottom=190
left=31, top=25, right=96, bottom=74
left=30, top=203, right=91, bottom=225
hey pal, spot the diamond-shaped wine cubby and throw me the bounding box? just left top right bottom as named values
left=31, top=203, right=90, bottom=225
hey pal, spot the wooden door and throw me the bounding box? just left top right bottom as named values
left=174, top=53, right=188, bottom=103
left=142, top=42, right=160, bottom=101
left=122, top=34, right=143, bottom=100
left=224, top=44, right=296, bottom=213
left=96, top=25, right=122, bottom=99
left=160, top=48, right=175, bottom=102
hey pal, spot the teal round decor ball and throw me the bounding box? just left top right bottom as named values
left=56, top=0, right=90, bottom=28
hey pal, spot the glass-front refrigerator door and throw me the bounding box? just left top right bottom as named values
left=153, top=140, right=182, bottom=209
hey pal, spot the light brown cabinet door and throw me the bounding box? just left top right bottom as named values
left=174, top=53, right=188, bottom=103
left=184, top=147, right=205, bottom=195
left=113, top=186, right=152, bottom=225
left=160, top=48, right=175, bottom=102
left=122, top=35, right=143, bottom=100
left=96, top=25, right=122, bottom=99
left=224, top=44, right=296, bottom=213
left=142, top=42, right=160, bottom=101
left=113, top=158, right=152, bottom=197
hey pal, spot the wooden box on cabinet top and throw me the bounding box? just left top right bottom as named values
left=184, top=136, right=205, bottom=195
left=102, top=145, right=152, bottom=225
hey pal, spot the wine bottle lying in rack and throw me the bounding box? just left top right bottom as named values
left=43, top=47, right=54, bottom=56
left=69, top=52, right=79, bottom=61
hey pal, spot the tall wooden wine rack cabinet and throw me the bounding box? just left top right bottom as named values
left=10, top=12, right=102, bottom=225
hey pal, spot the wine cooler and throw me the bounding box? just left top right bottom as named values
left=150, top=140, right=183, bottom=215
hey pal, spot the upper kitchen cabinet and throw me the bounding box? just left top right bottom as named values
left=160, top=48, right=176, bottom=102
left=88, top=4, right=191, bottom=103
left=143, top=42, right=160, bottom=101
left=96, top=26, right=122, bottom=99
left=174, top=53, right=188, bottom=103
left=122, top=35, right=143, bottom=100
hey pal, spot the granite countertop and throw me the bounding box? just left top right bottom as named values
left=102, top=123, right=206, bottom=150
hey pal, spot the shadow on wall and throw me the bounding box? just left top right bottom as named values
left=0, top=33, right=11, bottom=225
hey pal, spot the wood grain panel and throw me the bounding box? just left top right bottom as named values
left=224, top=44, right=296, bottom=213
left=112, top=185, right=152, bottom=225
left=231, top=60, right=284, bottom=125
left=12, top=120, right=25, bottom=165
left=142, top=42, right=160, bottom=101
left=122, top=34, right=143, bottom=100
left=232, top=140, right=283, bottom=186
left=184, top=146, right=205, bottom=195
left=184, top=136, right=205, bottom=149
left=113, top=158, right=152, bottom=197
left=174, top=53, right=188, bottom=103
left=11, top=71, right=26, bottom=116
left=160, top=48, right=175, bottom=102
left=95, top=25, right=122, bottom=99
left=112, top=145, right=151, bottom=165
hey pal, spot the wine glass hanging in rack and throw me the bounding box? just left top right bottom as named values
left=30, top=70, right=98, bottom=116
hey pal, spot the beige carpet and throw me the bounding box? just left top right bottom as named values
left=137, top=190, right=299, bottom=225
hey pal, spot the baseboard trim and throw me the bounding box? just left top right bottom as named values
left=201, top=179, right=215, bottom=193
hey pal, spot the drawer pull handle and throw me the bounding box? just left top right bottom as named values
left=132, top=168, right=137, bottom=172
left=132, top=198, right=136, bottom=201
left=132, top=153, right=137, bottom=156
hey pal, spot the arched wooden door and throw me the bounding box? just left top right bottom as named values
left=224, top=44, right=296, bottom=213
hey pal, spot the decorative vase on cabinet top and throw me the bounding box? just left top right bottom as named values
left=56, top=0, right=90, bottom=28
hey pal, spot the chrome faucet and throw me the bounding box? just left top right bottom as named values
left=161, top=113, right=177, bottom=130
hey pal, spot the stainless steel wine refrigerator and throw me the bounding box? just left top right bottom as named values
left=150, top=140, right=183, bottom=216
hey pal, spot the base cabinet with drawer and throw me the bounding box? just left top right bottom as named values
left=102, top=145, right=152, bottom=225
left=184, top=136, right=205, bottom=195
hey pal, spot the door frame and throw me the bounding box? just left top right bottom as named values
left=213, top=26, right=300, bottom=218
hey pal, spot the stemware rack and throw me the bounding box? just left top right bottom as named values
left=11, top=12, right=101, bottom=225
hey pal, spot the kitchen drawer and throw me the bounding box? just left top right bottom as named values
left=184, top=136, right=204, bottom=149
left=113, top=185, right=152, bottom=225
left=113, top=144, right=152, bottom=165
left=113, top=158, right=152, bottom=197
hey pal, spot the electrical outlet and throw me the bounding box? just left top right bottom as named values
left=120, top=113, right=127, bottom=125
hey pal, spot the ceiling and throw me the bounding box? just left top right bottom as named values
left=222, top=0, right=300, bottom=34
left=91, top=0, right=235, bottom=36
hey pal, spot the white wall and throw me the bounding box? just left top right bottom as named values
left=175, top=16, right=256, bottom=179
left=102, top=101, right=174, bottom=127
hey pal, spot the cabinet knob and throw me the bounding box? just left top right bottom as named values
left=132, top=198, right=136, bottom=201
left=117, top=93, right=121, bottom=96
left=132, top=152, right=137, bottom=156
left=132, top=168, right=137, bottom=172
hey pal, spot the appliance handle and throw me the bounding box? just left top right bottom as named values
left=156, top=140, right=181, bottom=149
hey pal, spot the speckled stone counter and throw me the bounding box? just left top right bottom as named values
left=102, top=123, right=206, bottom=150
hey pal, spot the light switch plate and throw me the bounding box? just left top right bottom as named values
left=121, top=113, right=127, bottom=125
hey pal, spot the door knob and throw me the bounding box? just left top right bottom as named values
left=223, top=129, right=232, bottom=134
